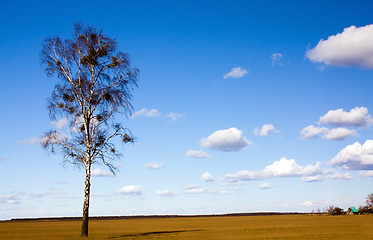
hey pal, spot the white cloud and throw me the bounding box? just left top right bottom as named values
left=259, top=183, right=271, bottom=189
left=130, top=108, right=161, bottom=118
left=359, top=170, right=373, bottom=177
left=155, top=190, right=178, bottom=197
left=262, top=158, right=322, bottom=177
left=201, top=172, right=215, bottom=182
left=301, top=125, right=328, bottom=139
left=144, top=162, right=164, bottom=170
left=17, top=137, right=43, bottom=145
left=302, top=201, right=314, bottom=207
left=301, top=125, right=357, bottom=140
left=51, top=118, right=69, bottom=129
left=184, top=185, right=207, bottom=194
left=223, top=157, right=323, bottom=182
left=322, top=128, right=357, bottom=140
left=0, top=194, right=20, bottom=205
left=331, top=140, right=373, bottom=170
left=214, top=188, right=241, bottom=195
left=186, top=150, right=211, bottom=159
left=329, top=172, right=354, bottom=180
left=117, top=185, right=142, bottom=195
left=306, top=24, right=373, bottom=68
left=271, top=53, right=283, bottom=66
left=301, top=175, right=325, bottom=182
left=319, top=107, right=373, bottom=127
left=254, top=124, right=279, bottom=137
left=223, top=67, right=248, bottom=79
left=91, top=168, right=113, bottom=177
left=200, top=127, right=252, bottom=152
left=166, top=112, right=183, bottom=122
left=130, top=108, right=183, bottom=123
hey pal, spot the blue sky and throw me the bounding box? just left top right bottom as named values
left=1, top=0, right=373, bottom=220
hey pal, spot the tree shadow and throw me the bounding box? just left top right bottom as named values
left=111, top=229, right=203, bottom=238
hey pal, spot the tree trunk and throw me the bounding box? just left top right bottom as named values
left=81, top=164, right=91, bottom=237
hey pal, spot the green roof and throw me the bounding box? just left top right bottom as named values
left=349, top=207, right=358, bottom=213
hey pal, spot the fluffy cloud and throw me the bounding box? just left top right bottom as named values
left=201, top=172, right=215, bottom=182
left=144, top=162, right=164, bottom=170
left=301, top=125, right=328, bottom=139
left=254, top=124, right=279, bottom=137
left=117, top=185, right=142, bottom=195
left=91, top=168, right=114, bottom=177
left=301, top=107, right=371, bottom=141
left=223, top=67, right=248, bottom=79
left=130, top=108, right=161, bottom=118
left=200, top=127, right=252, bottom=152
left=331, top=140, right=373, bottom=170
left=262, top=158, right=322, bottom=177
left=223, top=158, right=321, bottom=181
left=301, top=125, right=357, bottom=141
left=306, top=24, right=373, bottom=68
left=155, top=189, right=178, bottom=197
left=319, top=107, right=373, bottom=127
left=186, top=150, right=211, bottom=159
left=223, top=157, right=332, bottom=182
left=51, top=118, right=69, bottom=129
left=323, top=128, right=357, bottom=140
left=271, top=53, right=283, bottom=66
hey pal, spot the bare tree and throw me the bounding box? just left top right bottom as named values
left=366, top=193, right=373, bottom=207
left=40, top=24, right=138, bottom=237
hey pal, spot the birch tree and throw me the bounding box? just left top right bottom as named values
left=40, top=24, right=139, bottom=237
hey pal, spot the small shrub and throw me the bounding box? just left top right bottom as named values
left=327, top=206, right=344, bottom=215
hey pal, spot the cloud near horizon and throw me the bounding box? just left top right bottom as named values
left=223, top=67, right=248, bottom=79
left=223, top=157, right=352, bottom=182
left=306, top=24, right=373, bottom=68
left=200, top=127, right=252, bottom=152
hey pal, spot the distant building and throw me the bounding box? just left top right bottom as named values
left=347, top=207, right=358, bottom=215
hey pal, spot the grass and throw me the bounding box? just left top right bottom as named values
left=1, top=214, right=373, bottom=239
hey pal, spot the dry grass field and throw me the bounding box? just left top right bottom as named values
left=1, top=214, right=372, bottom=239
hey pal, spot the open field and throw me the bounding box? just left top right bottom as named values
left=1, top=214, right=373, bottom=239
